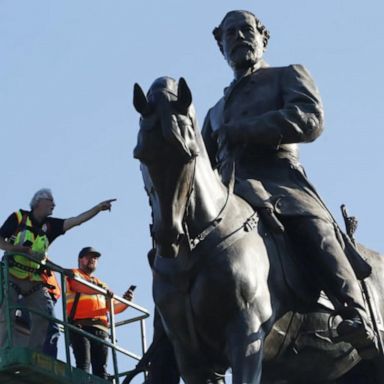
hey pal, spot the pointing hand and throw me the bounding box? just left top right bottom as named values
left=98, top=199, right=117, bottom=212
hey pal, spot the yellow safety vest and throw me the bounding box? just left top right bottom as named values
left=8, top=210, right=49, bottom=281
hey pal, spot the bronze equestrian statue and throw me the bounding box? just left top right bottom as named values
left=128, top=10, right=383, bottom=384
left=131, top=75, right=384, bottom=383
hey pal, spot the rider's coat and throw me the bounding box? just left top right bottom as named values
left=202, top=62, right=331, bottom=221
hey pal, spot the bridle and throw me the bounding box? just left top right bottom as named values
left=182, top=159, right=232, bottom=251
left=147, top=87, right=255, bottom=255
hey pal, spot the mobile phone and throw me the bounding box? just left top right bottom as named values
left=128, top=285, right=137, bottom=291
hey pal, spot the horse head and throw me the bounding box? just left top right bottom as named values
left=133, top=77, right=200, bottom=257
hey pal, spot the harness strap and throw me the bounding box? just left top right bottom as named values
left=189, top=217, right=222, bottom=249
left=194, top=212, right=259, bottom=257
left=68, top=292, right=81, bottom=323
left=9, top=280, right=45, bottom=297
left=9, top=212, right=28, bottom=245
left=152, top=212, right=259, bottom=290
left=188, top=181, right=232, bottom=250
left=10, top=211, right=49, bottom=248
left=7, top=257, right=44, bottom=274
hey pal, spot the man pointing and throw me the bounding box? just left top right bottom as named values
left=0, top=188, right=116, bottom=352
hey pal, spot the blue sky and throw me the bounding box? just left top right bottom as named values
left=1, top=1, right=383, bottom=381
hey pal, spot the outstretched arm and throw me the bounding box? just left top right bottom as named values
left=63, top=199, right=116, bottom=232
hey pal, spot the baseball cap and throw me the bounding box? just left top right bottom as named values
left=78, top=247, right=101, bottom=259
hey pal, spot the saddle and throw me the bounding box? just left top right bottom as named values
left=234, top=178, right=374, bottom=308
left=234, top=178, right=285, bottom=234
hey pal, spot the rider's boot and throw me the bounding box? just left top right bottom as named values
left=336, top=304, right=378, bottom=359
left=311, top=224, right=379, bottom=359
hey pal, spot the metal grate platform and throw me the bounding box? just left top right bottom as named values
left=0, top=347, right=109, bottom=384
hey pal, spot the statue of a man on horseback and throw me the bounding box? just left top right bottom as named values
left=130, top=9, right=384, bottom=383
left=202, top=10, right=378, bottom=359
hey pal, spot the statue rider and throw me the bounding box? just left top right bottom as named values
left=201, top=10, right=378, bottom=359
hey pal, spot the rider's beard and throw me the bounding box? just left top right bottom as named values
left=229, top=47, right=258, bottom=70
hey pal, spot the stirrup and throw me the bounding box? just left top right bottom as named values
left=330, top=308, right=379, bottom=359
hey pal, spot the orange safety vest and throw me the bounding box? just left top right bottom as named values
left=65, top=269, right=108, bottom=326
left=42, top=270, right=61, bottom=301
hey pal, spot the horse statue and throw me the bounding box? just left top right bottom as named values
left=131, top=76, right=384, bottom=384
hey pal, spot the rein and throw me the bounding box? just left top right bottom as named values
left=188, top=184, right=231, bottom=251
left=181, top=157, right=232, bottom=251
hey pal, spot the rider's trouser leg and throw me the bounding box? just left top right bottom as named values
left=281, top=216, right=368, bottom=323
left=282, top=216, right=379, bottom=358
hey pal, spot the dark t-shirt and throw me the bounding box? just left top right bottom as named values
left=0, top=209, right=65, bottom=245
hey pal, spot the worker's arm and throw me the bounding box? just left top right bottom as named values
left=0, top=235, right=31, bottom=255
left=0, top=213, right=31, bottom=254
left=112, top=288, right=134, bottom=314
left=113, top=301, right=128, bottom=314
left=63, top=199, right=116, bottom=232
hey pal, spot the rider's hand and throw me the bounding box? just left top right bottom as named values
left=223, top=122, right=243, bottom=144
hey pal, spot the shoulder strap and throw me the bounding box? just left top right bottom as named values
left=68, top=292, right=81, bottom=322
left=10, top=211, right=30, bottom=245
left=15, top=210, right=23, bottom=225
left=17, top=211, right=46, bottom=238
left=16, top=210, right=29, bottom=225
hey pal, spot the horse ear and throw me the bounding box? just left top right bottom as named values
left=133, top=83, right=150, bottom=116
left=176, top=77, right=192, bottom=113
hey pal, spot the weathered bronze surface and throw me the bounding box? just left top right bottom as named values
left=131, top=10, right=384, bottom=384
